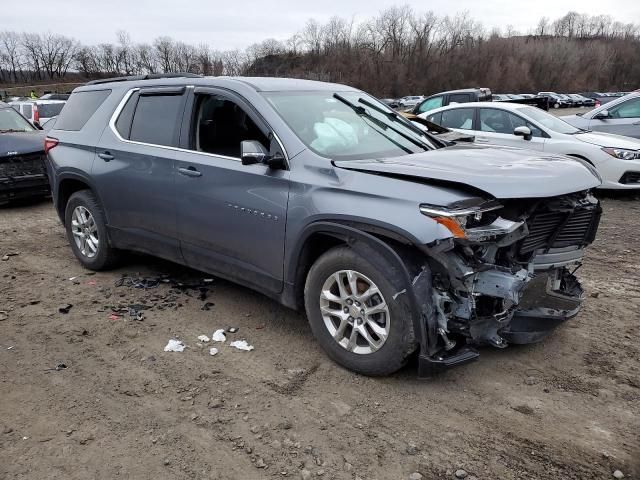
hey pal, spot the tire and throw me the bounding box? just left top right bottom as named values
left=64, top=189, right=119, bottom=270
left=304, top=246, right=417, bottom=376
left=553, top=103, right=560, bottom=109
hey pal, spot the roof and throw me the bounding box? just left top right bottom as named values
left=80, top=74, right=357, bottom=93
left=423, top=101, right=533, bottom=116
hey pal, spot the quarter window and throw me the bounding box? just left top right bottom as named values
left=440, top=108, right=475, bottom=130
left=129, top=93, right=184, bottom=147
left=55, top=90, right=110, bottom=131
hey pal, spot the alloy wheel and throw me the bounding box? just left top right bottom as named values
left=319, top=270, right=390, bottom=354
left=71, top=206, right=99, bottom=259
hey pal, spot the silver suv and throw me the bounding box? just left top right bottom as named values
left=45, top=74, right=602, bottom=377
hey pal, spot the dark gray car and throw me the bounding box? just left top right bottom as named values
left=562, top=92, right=640, bottom=139
left=46, top=75, right=602, bottom=377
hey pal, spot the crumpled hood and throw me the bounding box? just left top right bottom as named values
left=333, top=144, right=601, bottom=199
left=573, top=131, right=640, bottom=149
left=0, top=131, right=45, bottom=160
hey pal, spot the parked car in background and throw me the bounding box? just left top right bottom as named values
left=0, top=101, right=49, bottom=204
left=398, top=95, right=425, bottom=108
left=380, top=98, right=400, bottom=109
left=413, top=88, right=492, bottom=114
left=492, top=94, right=511, bottom=101
left=9, top=99, right=66, bottom=127
left=538, top=92, right=571, bottom=109
left=46, top=74, right=602, bottom=376
left=562, top=92, right=640, bottom=139
left=420, top=102, right=640, bottom=189
left=568, top=94, right=595, bottom=108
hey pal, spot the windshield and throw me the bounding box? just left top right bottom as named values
left=0, top=107, right=36, bottom=132
left=37, top=102, right=65, bottom=118
left=518, top=106, right=581, bottom=134
left=263, top=91, right=435, bottom=160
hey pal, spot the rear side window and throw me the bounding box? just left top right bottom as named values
left=440, top=108, right=475, bottom=130
left=37, top=103, right=65, bottom=118
left=129, top=94, right=184, bottom=147
left=55, top=90, right=111, bottom=130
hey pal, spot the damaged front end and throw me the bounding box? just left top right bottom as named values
left=417, top=191, right=601, bottom=375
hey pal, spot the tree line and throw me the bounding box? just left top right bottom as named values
left=1, top=9, right=639, bottom=96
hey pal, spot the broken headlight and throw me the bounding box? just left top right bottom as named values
left=602, top=147, right=640, bottom=160
left=420, top=200, right=524, bottom=242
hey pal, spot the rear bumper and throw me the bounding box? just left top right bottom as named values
left=0, top=174, right=50, bottom=203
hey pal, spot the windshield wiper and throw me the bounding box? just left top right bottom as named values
left=0, top=129, right=27, bottom=133
left=333, top=93, right=429, bottom=152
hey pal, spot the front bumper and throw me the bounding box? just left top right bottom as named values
left=0, top=174, right=50, bottom=204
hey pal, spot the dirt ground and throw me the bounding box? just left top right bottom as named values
left=1, top=192, right=639, bottom=480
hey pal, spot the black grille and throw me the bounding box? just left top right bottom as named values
left=620, top=171, right=640, bottom=184
left=519, top=203, right=601, bottom=254
left=0, top=152, right=47, bottom=180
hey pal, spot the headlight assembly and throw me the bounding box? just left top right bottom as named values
left=420, top=200, right=524, bottom=242
left=602, top=147, right=640, bottom=160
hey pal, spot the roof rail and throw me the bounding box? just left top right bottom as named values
left=86, top=72, right=202, bottom=86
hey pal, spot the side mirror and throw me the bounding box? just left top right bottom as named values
left=240, top=140, right=286, bottom=169
left=594, top=109, right=610, bottom=120
left=513, top=126, right=532, bottom=141
left=241, top=140, right=268, bottom=165
left=32, top=121, right=43, bottom=130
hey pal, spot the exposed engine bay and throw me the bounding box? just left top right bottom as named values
left=420, top=190, right=601, bottom=360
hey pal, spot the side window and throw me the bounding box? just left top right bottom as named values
left=440, top=108, right=475, bottom=130
left=610, top=98, right=640, bottom=119
left=129, top=93, right=184, bottom=147
left=505, top=112, right=543, bottom=138
left=426, top=112, right=442, bottom=125
left=191, top=94, right=269, bottom=158
left=448, top=94, right=471, bottom=104
left=479, top=109, right=513, bottom=134
left=417, top=96, right=443, bottom=114
left=22, top=104, right=33, bottom=119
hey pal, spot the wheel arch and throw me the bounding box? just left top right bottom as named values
left=285, top=221, right=436, bottom=358
left=55, top=173, right=106, bottom=223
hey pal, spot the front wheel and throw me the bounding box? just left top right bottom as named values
left=304, top=246, right=417, bottom=376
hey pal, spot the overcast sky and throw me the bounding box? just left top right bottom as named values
left=4, top=0, right=638, bottom=50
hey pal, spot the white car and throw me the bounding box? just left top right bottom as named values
left=8, top=99, right=66, bottom=127
left=398, top=96, right=425, bottom=108
left=419, top=102, right=640, bottom=189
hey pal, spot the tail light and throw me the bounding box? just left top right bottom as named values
left=33, top=104, right=40, bottom=122
left=44, top=137, right=59, bottom=154
left=595, top=101, right=601, bottom=108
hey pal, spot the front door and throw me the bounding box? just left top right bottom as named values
left=174, top=88, right=290, bottom=293
left=476, top=108, right=546, bottom=151
left=588, top=96, right=640, bottom=139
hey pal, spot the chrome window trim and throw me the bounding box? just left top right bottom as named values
left=108, top=87, right=290, bottom=166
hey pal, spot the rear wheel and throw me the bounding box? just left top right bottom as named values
left=64, top=189, right=119, bottom=270
left=304, top=246, right=416, bottom=376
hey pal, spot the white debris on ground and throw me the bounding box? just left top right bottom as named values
left=163, top=339, right=185, bottom=352
left=212, top=329, right=226, bottom=342
left=209, top=347, right=219, bottom=356
left=197, top=335, right=210, bottom=342
left=229, top=340, right=254, bottom=351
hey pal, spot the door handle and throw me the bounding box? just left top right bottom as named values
left=178, top=166, right=202, bottom=178
left=98, top=152, right=114, bottom=161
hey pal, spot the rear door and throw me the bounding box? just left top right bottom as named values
left=173, top=87, right=290, bottom=293
left=588, top=96, right=640, bottom=139
left=92, top=86, right=186, bottom=259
